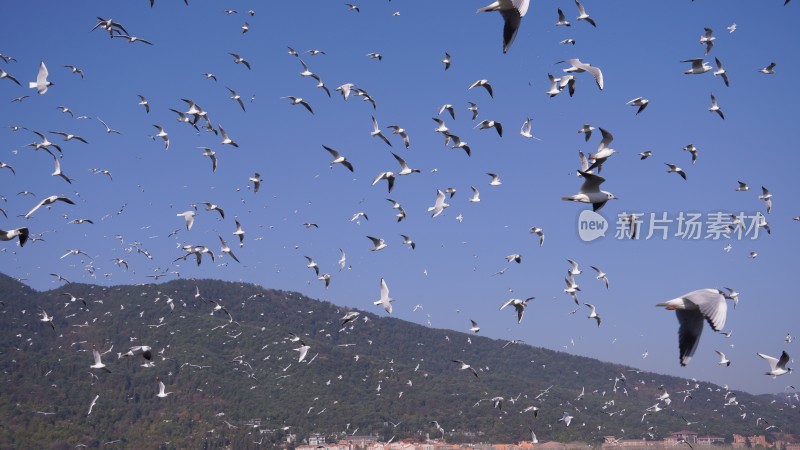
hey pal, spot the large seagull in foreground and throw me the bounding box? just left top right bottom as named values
left=477, top=0, right=531, bottom=54
left=656, top=288, right=733, bottom=366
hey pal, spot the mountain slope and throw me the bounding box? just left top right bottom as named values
left=0, top=274, right=795, bottom=449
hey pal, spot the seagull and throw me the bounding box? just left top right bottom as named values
left=29, top=61, right=53, bottom=94
left=506, top=254, right=522, bottom=264
left=24, top=195, right=75, bottom=219
left=468, top=186, right=481, bottom=203
left=282, top=96, right=313, bottom=114
left=338, top=249, right=347, bottom=271
left=370, top=116, right=392, bottom=147
left=500, top=297, right=534, bottom=323
left=152, top=125, right=169, bottom=150
left=441, top=52, right=451, bottom=71
left=0, top=68, right=21, bottom=85
left=322, top=145, right=354, bottom=172
left=713, top=57, right=730, bottom=87
left=469, top=320, right=481, bottom=333
left=476, top=0, right=531, bottom=53
left=0, top=227, right=28, bottom=247
left=366, top=236, right=387, bottom=251
left=87, top=395, right=99, bottom=415
left=341, top=311, right=360, bottom=325
left=560, top=38, right=576, bottom=45
left=374, top=278, right=393, bottom=314
left=758, top=62, right=776, bottom=74
left=683, top=144, right=699, bottom=165
left=452, top=360, right=479, bottom=378
left=700, top=28, right=715, bottom=55
left=639, top=151, right=653, bottom=160
left=574, top=0, right=596, bottom=27
left=476, top=120, right=503, bottom=137
left=366, top=52, right=382, bottom=61
left=627, top=97, right=649, bottom=115
left=97, top=117, right=122, bottom=135
left=428, top=190, right=450, bottom=218
left=133, top=95, right=150, bottom=114
left=304, top=256, right=319, bottom=276
left=228, top=52, right=251, bottom=69
left=520, top=117, right=541, bottom=140
left=727, top=23, right=736, bottom=33
left=584, top=303, right=601, bottom=327
left=556, top=8, right=571, bottom=26
left=241, top=21, right=249, bottom=34
left=665, top=163, right=687, bottom=180
left=218, top=125, right=239, bottom=147
left=735, top=181, right=749, bottom=191
left=248, top=173, right=261, bottom=193
left=446, top=133, right=472, bottom=156
left=39, top=308, right=56, bottom=330
left=682, top=58, right=712, bottom=74
left=387, top=126, right=410, bottom=148
left=202, top=72, right=218, bottom=81
left=561, top=171, right=617, bottom=211
left=468, top=79, right=494, bottom=97
left=590, top=266, right=609, bottom=288
left=199, top=147, right=217, bottom=173
left=758, top=351, right=792, bottom=377
left=335, top=83, right=354, bottom=100
left=467, top=102, right=479, bottom=120
left=433, top=103, right=456, bottom=119
left=49, top=154, right=73, bottom=184
left=294, top=341, right=311, bottom=363
left=559, top=59, right=604, bottom=90
left=708, top=93, right=725, bottom=119
left=111, top=35, right=153, bottom=45
left=177, top=211, right=196, bottom=230
left=371, top=172, right=395, bottom=193
left=345, top=3, right=359, bottom=12
left=156, top=378, right=173, bottom=398
left=656, top=288, right=731, bottom=366
left=64, top=65, right=84, bottom=78
left=529, top=227, right=544, bottom=246
left=90, top=347, right=111, bottom=372
left=487, top=172, right=502, bottom=186
left=758, top=187, right=772, bottom=214
left=0, top=161, right=15, bottom=175
left=199, top=202, right=225, bottom=219
left=391, top=152, right=419, bottom=175
left=559, top=412, right=574, bottom=426
left=226, top=87, right=246, bottom=112
left=60, top=249, right=91, bottom=259
left=577, top=124, right=595, bottom=142
left=715, top=350, right=731, bottom=367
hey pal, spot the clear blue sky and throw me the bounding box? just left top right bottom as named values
left=0, top=0, right=797, bottom=394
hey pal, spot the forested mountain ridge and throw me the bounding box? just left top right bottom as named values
left=0, top=274, right=795, bottom=449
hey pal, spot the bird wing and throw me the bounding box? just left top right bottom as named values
left=577, top=171, right=605, bottom=193
left=676, top=309, right=704, bottom=366
left=757, top=353, right=779, bottom=371
left=688, top=289, right=727, bottom=331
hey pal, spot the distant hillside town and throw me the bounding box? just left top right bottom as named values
left=290, top=430, right=800, bottom=450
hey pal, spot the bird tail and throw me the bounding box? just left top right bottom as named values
left=29, top=82, right=37, bottom=88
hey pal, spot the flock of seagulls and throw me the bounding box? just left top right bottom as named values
left=0, top=0, right=796, bottom=445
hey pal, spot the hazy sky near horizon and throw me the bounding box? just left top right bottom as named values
left=0, top=0, right=797, bottom=395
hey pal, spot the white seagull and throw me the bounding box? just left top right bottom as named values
left=561, top=171, right=617, bottom=211
left=656, top=288, right=731, bottom=366
left=374, top=278, right=393, bottom=314
left=29, top=61, right=53, bottom=95
left=428, top=190, right=450, bottom=218
left=757, top=351, right=792, bottom=377
left=476, top=0, right=531, bottom=53
left=156, top=378, right=173, bottom=398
